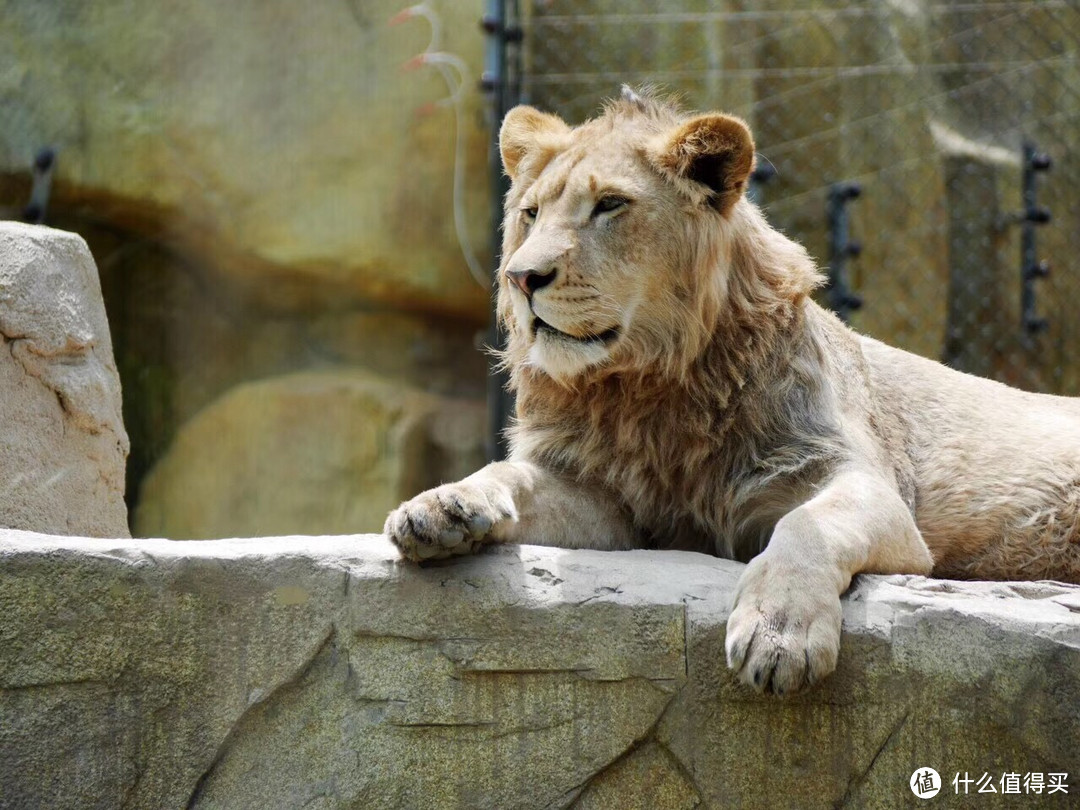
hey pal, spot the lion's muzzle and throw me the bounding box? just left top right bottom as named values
left=506, top=265, right=556, bottom=298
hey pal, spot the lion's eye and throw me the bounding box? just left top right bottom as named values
left=592, top=196, right=629, bottom=218
left=521, top=206, right=538, bottom=222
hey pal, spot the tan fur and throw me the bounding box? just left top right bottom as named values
left=385, top=89, right=1080, bottom=695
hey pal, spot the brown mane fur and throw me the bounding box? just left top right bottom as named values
left=496, top=94, right=839, bottom=556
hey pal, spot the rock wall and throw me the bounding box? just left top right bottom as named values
left=0, top=223, right=128, bottom=537
left=0, top=0, right=492, bottom=536
left=2, top=530, right=1077, bottom=809
left=0, top=0, right=491, bottom=320
left=134, top=370, right=485, bottom=539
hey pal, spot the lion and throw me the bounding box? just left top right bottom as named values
left=384, top=86, right=1080, bottom=695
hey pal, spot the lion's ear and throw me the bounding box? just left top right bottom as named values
left=499, top=106, right=571, bottom=181
left=650, top=114, right=755, bottom=214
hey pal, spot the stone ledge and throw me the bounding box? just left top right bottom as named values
left=1, top=530, right=1077, bottom=809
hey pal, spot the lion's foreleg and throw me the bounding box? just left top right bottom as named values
left=724, top=468, right=933, bottom=695
left=385, top=460, right=636, bottom=562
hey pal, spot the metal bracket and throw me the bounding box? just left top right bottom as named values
left=23, top=147, right=57, bottom=224
left=826, top=181, right=863, bottom=323
left=1018, top=140, right=1052, bottom=334
left=747, top=162, right=776, bottom=206
left=479, top=6, right=523, bottom=93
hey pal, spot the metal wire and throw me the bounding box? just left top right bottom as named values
left=524, top=0, right=1080, bottom=394
left=532, top=3, right=1071, bottom=25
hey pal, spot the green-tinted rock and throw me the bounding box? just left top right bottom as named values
left=574, top=743, right=701, bottom=810
left=0, top=0, right=491, bottom=321
left=133, top=370, right=484, bottom=539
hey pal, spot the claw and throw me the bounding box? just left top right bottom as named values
left=726, top=623, right=757, bottom=672
left=439, top=528, right=465, bottom=547
left=404, top=512, right=424, bottom=541
left=414, top=541, right=442, bottom=560
left=467, top=512, right=493, bottom=536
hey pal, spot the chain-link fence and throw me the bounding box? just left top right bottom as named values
left=523, top=0, right=1080, bottom=394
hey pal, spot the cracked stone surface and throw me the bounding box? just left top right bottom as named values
left=1, top=530, right=1078, bottom=810
left=0, top=222, right=129, bottom=537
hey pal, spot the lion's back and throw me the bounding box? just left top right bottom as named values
left=859, top=334, right=1080, bottom=581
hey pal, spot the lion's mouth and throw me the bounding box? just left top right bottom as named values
left=532, top=316, right=620, bottom=345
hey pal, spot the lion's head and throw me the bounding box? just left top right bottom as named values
left=496, top=87, right=817, bottom=386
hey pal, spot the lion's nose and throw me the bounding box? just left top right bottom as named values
left=506, top=266, right=556, bottom=297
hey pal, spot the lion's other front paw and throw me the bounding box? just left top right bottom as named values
left=384, top=481, right=514, bottom=563
left=724, top=560, right=842, bottom=696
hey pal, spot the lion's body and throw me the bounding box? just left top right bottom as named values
left=860, top=334, right=1080, bottom=580
left=387, top=88, right=1080, bottom=693
left=502, top=154, right=1080, bottom=582
left=513, top=287, right=1080, bottom=582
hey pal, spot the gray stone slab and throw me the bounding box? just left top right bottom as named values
left=1, top=530, right=1076, bottom=809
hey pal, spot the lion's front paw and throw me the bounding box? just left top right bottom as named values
left=724, top=560, right=841, bottom=696
left=384, top=481, right=515, bottom=563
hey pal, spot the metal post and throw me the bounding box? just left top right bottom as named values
left=825, top=181, right=863, bottom=323
left=1020, top=140, right=1052, bottom=334
left=747, top=163, right=776, bottom=207
left=481, top=0, right=522, bottom=462
left=23, top=147, right=57, bottom=225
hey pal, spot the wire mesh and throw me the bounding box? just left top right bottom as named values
left=524, top=0, right=1080, bottom=394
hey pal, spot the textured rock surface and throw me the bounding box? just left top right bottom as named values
left=0, top=0, right=490, bottom=320
left=0, top=223, right=129, bottom=537
left=92, top=239, right=488, bottom=514
left=133, top=370, right=485, bottom=538
left=1, top=530, right=1077, bottom=810
left=0, top=1, right=493, bottom=530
